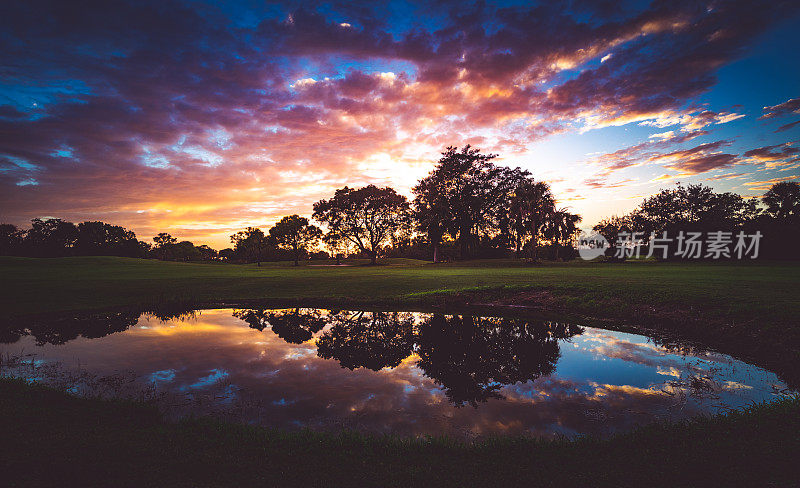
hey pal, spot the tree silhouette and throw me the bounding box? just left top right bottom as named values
left=313, top=185, right=411, bottom=265
left=416, top=314, right=582, bottom=407
left=234, top=308, right=327, bottom=343
left=413, top=146, right=505, bottom=259
left=153, top=232, right=177, bottom=260
left=230, top=227, right=269, bottom=266
left=75, top=221, right=140, bottom=256
left=26, top=218, right=78, bottom=257
left=594, top=183, right=768, bottom=259
left=507, top=180, right=556, bottom=259
left=269, top=215, right=322, bottom=266
left=1, top=311, right=142, bottom=346
left=316, top=311, right=416, bottom=370
left=763, top=181, right=800, bottom=220
left=593, top=215, right=634, bottom=259
left=544, top=208, right=582, bottom=260
left=322, top=228, right=354, bottom=264
left=412, top=173, right=450, bottom=263
left=412, top=146, right=565, bottom=261
left=233, top=309, right=271, bottom=331
left=0, top=224, right=23, bottom=255
left=255, top=308, right=586, bottom=408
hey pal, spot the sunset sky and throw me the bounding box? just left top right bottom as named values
left=1, top=0, right=799, bottom=249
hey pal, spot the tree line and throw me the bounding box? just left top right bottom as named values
left=1, top=146, right=797, bottom=263
left=224, top=145, right=581, bottom=265
left=592, top=181, right=800, bottom=260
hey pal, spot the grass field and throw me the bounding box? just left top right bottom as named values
left=1, top=256, right=798, bottom=322
left=2, top=256, right=799, bottom=487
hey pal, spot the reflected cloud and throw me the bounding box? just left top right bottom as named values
left=0, top=308, right=792, bottom=439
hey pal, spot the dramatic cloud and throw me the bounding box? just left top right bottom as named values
left=590, top=130, right=708, bottom=174
left=760, top=97, right=800, bottom=119
left=743, top=142, right=800, bottom=166
left=664, top=152, right=739, bottom=174
left=0, top=0, right=798, bottom=245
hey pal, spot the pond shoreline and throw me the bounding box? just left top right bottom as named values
left=5, top=288, right=800, bottom=390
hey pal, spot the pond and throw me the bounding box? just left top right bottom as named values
left=1, top=308, right=794, bottom=439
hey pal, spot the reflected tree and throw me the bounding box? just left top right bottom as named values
left=0, top=319, right=25, bottom=344
left=1, top=311, right=141, bottom=346
left=416, top=315, right=582, bottom=407
left=316, top=311, right=415, bottom=370
left=232, top=307, right=585, bottom=408
left=233, top=308, right=326, bottom=344
left=145, top=303, right=198, bottom=322
left=0, top=304, right=199, bottom=346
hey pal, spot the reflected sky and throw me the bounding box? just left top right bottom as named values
left=1, top=309, right=792, bottom=439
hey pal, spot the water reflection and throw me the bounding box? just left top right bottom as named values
left=234, top=308, right=326, bottom=344
left=0, top=305, right=196, bottom=345
left=317, top=311, right=416, bottom=371
left=416, top=315, right=582, bottom=406
left=0, top=308, right=793, bottom=438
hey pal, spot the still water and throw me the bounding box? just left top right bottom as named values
left=1, top=308, right=793, bottom=438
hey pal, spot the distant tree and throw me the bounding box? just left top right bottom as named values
left=75, top=221, right=140, bottom=257
left=173, top=241, right=199, bottom=261
left=758, top=181, right=800, bottom=259
left=217, top=247, right=235, bottom=261
left=412, top=174, right=449, bottom=263
left=269, top=215, right=322, bottom=266
left=593, top=215, right=633, bottom=258
left=313, top=185, right=411, bottom=265
left=152, top=232, right=177, bottom=260
left=413, top=146, right=505, bottom=260
left=633, top=183, right=756, bottom=235
left=763, top=181, right=800, bottom=220
left=138, top=240, right=153, bottom=257
left=196, top=244, right=217, bottom=261
left=0, top=224, right=24, bottom=255
left=153, top=232, right=177, bottom=247
left=322, top=228, right=353, bottom=265
left=413, top=146, right=542, bottom=260
left=230, top=227, right=269, bottom=266
left=25, top=218, right=78, bottom=257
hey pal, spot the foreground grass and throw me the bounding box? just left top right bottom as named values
left=1, top=378, right=798, bottom=487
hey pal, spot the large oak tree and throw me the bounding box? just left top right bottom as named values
left=313, top=185, right=410, bottom=265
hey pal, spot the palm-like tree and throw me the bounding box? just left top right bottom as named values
left=508, top=180, right=555, bottom=259
left=544, top=208, right=582, bottom=260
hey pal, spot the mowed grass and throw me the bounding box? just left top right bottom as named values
left=1, top=378, right=799, bottom=488
left=1, top=256, right=799, bottom=324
